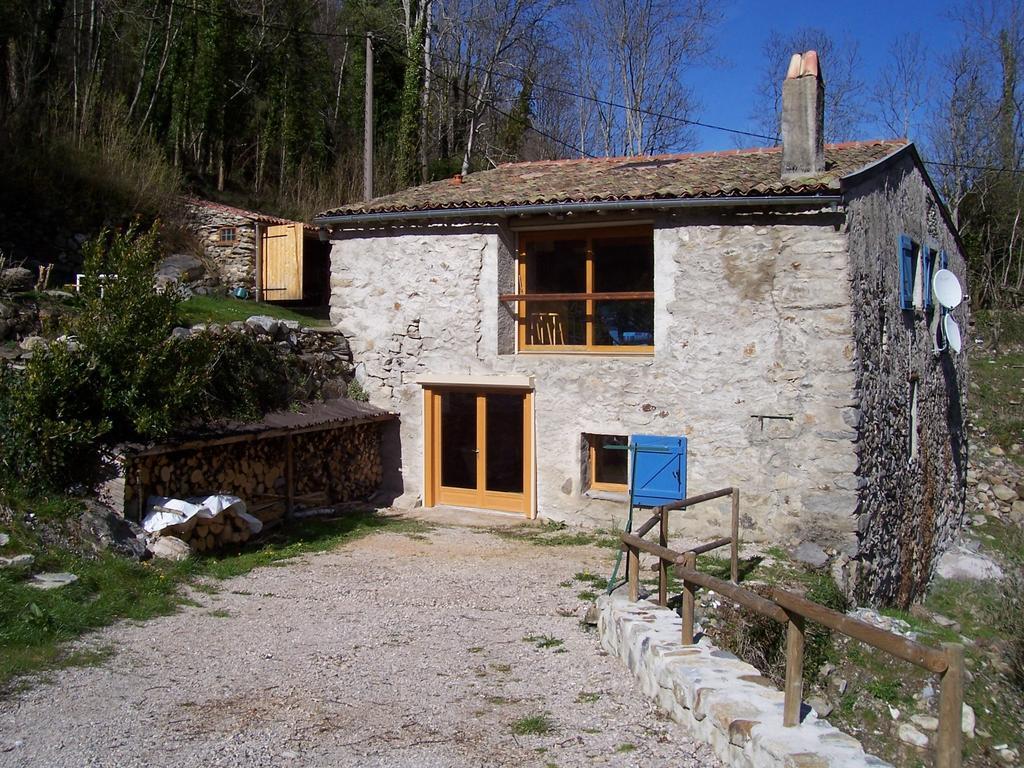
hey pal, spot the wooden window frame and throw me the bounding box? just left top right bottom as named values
left=505, top=225, right=655, bottom=354
left=588, top=434, right=629, bottom=492
left=216, top=226, right=239, bottom=246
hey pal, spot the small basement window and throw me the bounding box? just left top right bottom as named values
left=587, top=434, right=629, bottom=491
left=217, top=226, right=238, bottom=245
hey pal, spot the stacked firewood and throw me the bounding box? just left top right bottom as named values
left=154, top=507, right=255, bottom=553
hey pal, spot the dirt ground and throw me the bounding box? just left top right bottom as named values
left=0, top=521, right=720, bottom=767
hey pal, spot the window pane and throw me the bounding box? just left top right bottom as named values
left=593, top=236, right=653, bottom=293
left=440, top=392, right=477, bottom=489
left=594, top=435, right=628, bottom=486
left=526, top=239, right=586, bottom=293
left=524, top=300, right=587, bottom=346
left=486, top=393, right=524, bottom=493
left=593, top=300, right=654, bottom=346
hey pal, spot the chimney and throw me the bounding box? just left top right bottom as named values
left=781, top=51, right=825, bottom=180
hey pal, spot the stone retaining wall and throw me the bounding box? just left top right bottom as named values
left=598, top=593, right=890, bottom=768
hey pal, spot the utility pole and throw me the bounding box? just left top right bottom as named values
left=364, top=33, right=374, bottom=201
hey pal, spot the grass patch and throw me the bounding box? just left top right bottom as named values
left=575, top=691, right=601, bottom=703
left=616, top=743, right=637, bottom=753
left=491, top=521, right=620, bottom=549
left=176, top=296, right=328, bottom=328
left=510, top=714, right=554, bottom=736
left=576, top=589, right=598, bottom=601
left=523, top=634, right=564, bottom=649
left=468, top=646, right=484, bottom=653
left=970, top=352, right=1024, bottom=462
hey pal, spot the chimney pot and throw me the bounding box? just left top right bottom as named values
left=781, top=50, right=825, bottom=180
left=451, top=173, right=463, bottom=185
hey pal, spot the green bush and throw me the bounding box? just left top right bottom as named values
left=0, top=226, right=292, bottom=493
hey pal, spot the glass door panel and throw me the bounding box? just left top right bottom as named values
left=440, top=391, right=477, bottom=489
left=485, top=393, right=524, bottom=493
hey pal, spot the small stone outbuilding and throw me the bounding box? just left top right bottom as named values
left=313, top=54, right=969, bottom=605
left=184, top=197, right=331, bottom=305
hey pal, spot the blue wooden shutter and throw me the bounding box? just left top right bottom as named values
left=629, top=434, right=687, bottom=507
left=898, top=235, right=914, bottom=310
left=922, top=247, right=935, bottom=308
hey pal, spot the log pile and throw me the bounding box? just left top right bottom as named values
left=124, top=422, right=384, bottom=524
left=158, top=507, right=254, bottom=553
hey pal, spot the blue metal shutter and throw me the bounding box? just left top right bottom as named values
left=898, top=235, right=915, bottom=310
left=629, top=434, right=687, bottom=507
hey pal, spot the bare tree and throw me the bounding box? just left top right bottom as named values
left=873, top=33, right=932, bottom=140
left=751, top=27, right=866, bottom=144
left=568, top=0, right=719, bottom=156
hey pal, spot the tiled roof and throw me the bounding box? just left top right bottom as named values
left=184, top=196, right=303, bottom=227
left=316, top=140, right=907, bottom=220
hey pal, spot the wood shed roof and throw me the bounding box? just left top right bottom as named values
left=129, top=399, right=397, bottom=457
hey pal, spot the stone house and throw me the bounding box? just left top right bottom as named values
left=313, top=53, right=969, bottom=605
left=184, top=197, right=331, bottom=306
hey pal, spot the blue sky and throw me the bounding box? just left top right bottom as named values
left=688, top=1, right=963, bottom=151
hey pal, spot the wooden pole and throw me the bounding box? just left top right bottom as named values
left=731, top=487, right=740, bottom=583
left=363, top=33, right=374, bottom=202
left=627, top=544, right=639, bottom=602
left=681, top=551, right=696, bottom=645
left=659, top=510, right=669, bottom=607
left=936, top=643, right=964, bottom=768
left=285, top=434, right=295, bottom=521
left=783, top=611, right=805, bottom=727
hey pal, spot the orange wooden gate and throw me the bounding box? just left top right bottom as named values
left=261, top=223, right=304, bottom=301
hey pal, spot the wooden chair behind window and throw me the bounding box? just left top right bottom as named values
left=527, top=310, right=565, bottom=345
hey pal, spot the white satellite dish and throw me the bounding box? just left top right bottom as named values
left=933, top=269, right=963, bottom=309
left=943, top=314, right=962, bottom=353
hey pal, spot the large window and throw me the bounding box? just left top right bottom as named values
left=511, top=227, right=654, bottom=352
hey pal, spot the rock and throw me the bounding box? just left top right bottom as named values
left=0, top=266, right=34, bottom=292
left=583, top=603, right=599, bottom=625
left=972, top=514, right=987, bottom=526
left=935, top=545, right=1004, bottom=580
left=792, top=540, right=829, bottom=568
left=19, top=335, right=47, bottom=351
left=990, top=446, right=1005, bottom=456
left=808, top=695, right=833, bottom=717
left=1011, top=500, right=1024, bottom=523
left=992, top=484, right=1018, bottom=502
left=897, top=723, right=929, bottom=748
left=155, top=253, right=205, bottom=289
left=0, top=533, right=8, bottom=547
left=246, top=315, right=280, bottom=335
left=79, top=501, right=147, bottom=560
left=888, top=704, right=901, bottom=720
left=148, top=535, right=191, bottom=561
left=0, top=553, right=34, bottom=571
left=998, top=747, right=1018, bottom=764
left=43, top=290, right=74, bottom=299
left=911, top=714, right=939, bottom=731
left=28, top=572, right=79, bottom=590
left=171, top=327, right=191, bottom=339
left=931, top=613, right=960, bottom=631
left=962, top=703, right=975, bottom=738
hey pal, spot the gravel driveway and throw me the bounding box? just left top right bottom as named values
left=0, top=519, right=720, bottom=767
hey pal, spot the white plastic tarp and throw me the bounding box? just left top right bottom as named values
left=142, top=494, right=263, bottom=535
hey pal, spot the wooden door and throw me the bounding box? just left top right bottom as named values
left=261, top=223, right=304, bottom=301
left=424, top=388, right=533, bottom=516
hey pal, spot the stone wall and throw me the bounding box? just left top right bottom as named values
left=183, top=202, right=258, bottom=291
left=844, top=156, right=970, bottom=606
left=123, top=422, right=384, bottom=524
left=329, top=210, right=863, bottom=552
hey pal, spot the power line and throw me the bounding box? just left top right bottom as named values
left=922, top=159, right=1024, bottom=175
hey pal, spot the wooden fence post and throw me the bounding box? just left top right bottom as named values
left=681, top=552, right=696, bottom=645
left=730, top=488, right=740, bottom=584
left=936, top=643, right=964, bottom=768
left=628, top=543, right=640, bottom=602
left=783, top=611, right=805, bottom=727
left=659, top=509, right=669, bottom=607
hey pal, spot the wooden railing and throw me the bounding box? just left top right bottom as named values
left=620, top=511, right=965, bottom=768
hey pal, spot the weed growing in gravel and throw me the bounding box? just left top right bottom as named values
left=467, top=646, right=484, bottom=653
left=616, top=743, right=636, bottom=753
left=575, top=691, right=601, bottom=703
left=576, top=590, right=598, bottom=601
left=523, top=634, right=564, bottom=649
left=491, top=663, right=512, bottom=673
left=491, top=521, right=619, bottom=549
left=511, top=714, right=554, bottom=735
left=206, top=609, right=232, bottom=618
